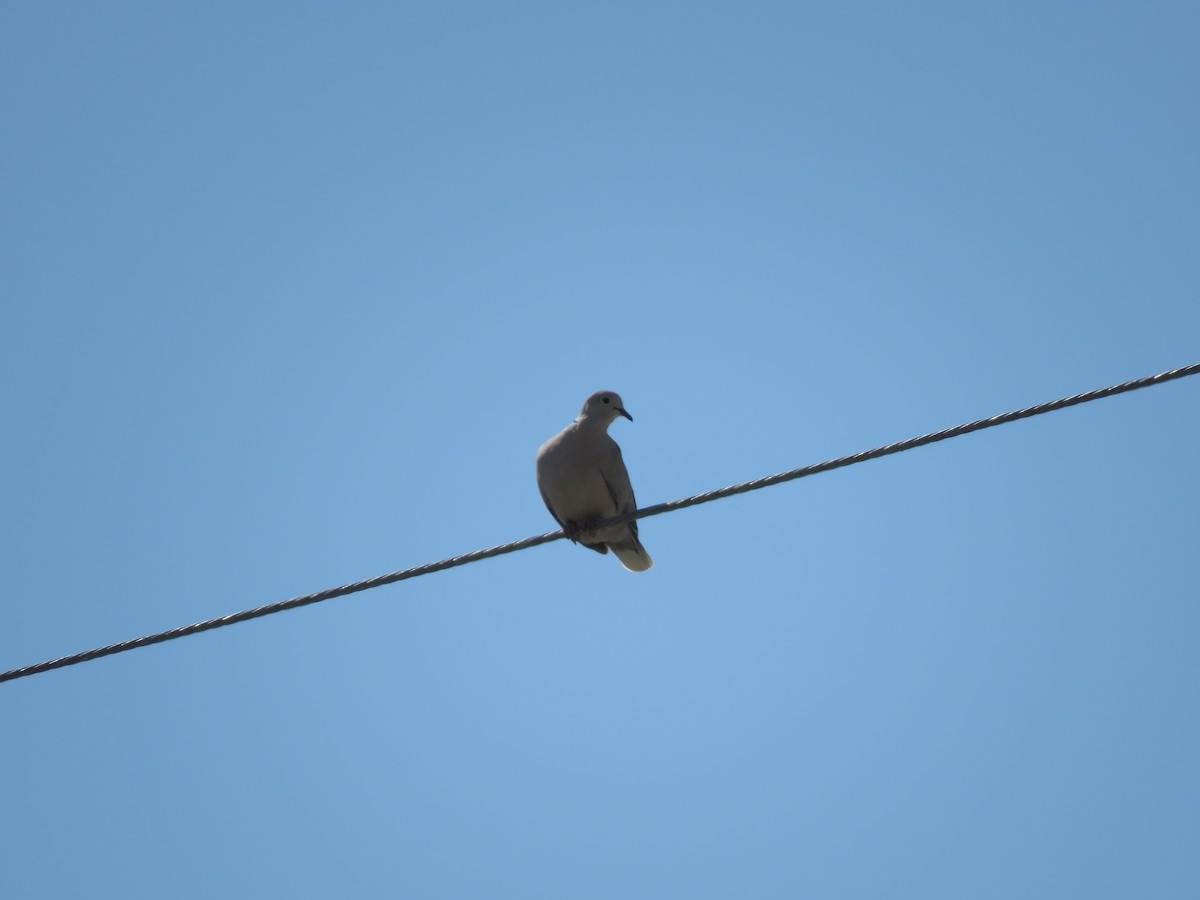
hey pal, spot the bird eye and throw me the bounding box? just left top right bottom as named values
left=602, top=396, right=610, bottom=404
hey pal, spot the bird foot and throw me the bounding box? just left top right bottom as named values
left=564, top=519, right=603, bottom=544
left=579, top=518, right=604, bottom=540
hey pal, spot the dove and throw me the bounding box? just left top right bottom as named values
left=536, top=390, right=653, bottom=572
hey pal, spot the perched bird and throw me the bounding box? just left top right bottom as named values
left=536, top=390, right=653, bottom=572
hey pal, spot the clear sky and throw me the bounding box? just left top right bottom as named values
left=2, top=2, right=1198, bottom=898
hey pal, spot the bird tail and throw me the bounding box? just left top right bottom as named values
left=609, top=538, right=653, bottom=572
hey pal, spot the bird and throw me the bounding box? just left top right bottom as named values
left=536, top=390, right=653, bottom=572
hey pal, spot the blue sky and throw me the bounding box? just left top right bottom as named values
left=2, top=2, right=1198, bottom=897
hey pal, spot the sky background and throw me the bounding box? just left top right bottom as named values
left=2, top=2, right=1198, bottom=898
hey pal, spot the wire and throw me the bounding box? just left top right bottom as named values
left=3, top=362, right=1197, bottom=685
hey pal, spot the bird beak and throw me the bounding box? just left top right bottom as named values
left=617, top=407, right=633, bottom=421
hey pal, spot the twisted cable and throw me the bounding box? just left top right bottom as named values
left=3, top=362, right=1196, bottom=685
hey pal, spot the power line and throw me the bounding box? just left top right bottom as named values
left=3, top=362, right=1197, bottom=685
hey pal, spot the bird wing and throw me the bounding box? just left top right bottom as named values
left=599, top=442, right=639, bottom=537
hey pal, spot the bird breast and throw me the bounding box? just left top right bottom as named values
left=537, top=429, right=618, bottom=522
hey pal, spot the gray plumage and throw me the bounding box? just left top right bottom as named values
left=536, top=390, right=653, bottom=572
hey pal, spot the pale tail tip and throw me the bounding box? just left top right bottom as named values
left=612, top=545, right=653, bottom=573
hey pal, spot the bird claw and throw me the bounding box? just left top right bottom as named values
left=564, top=519, right=602, bottom=544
